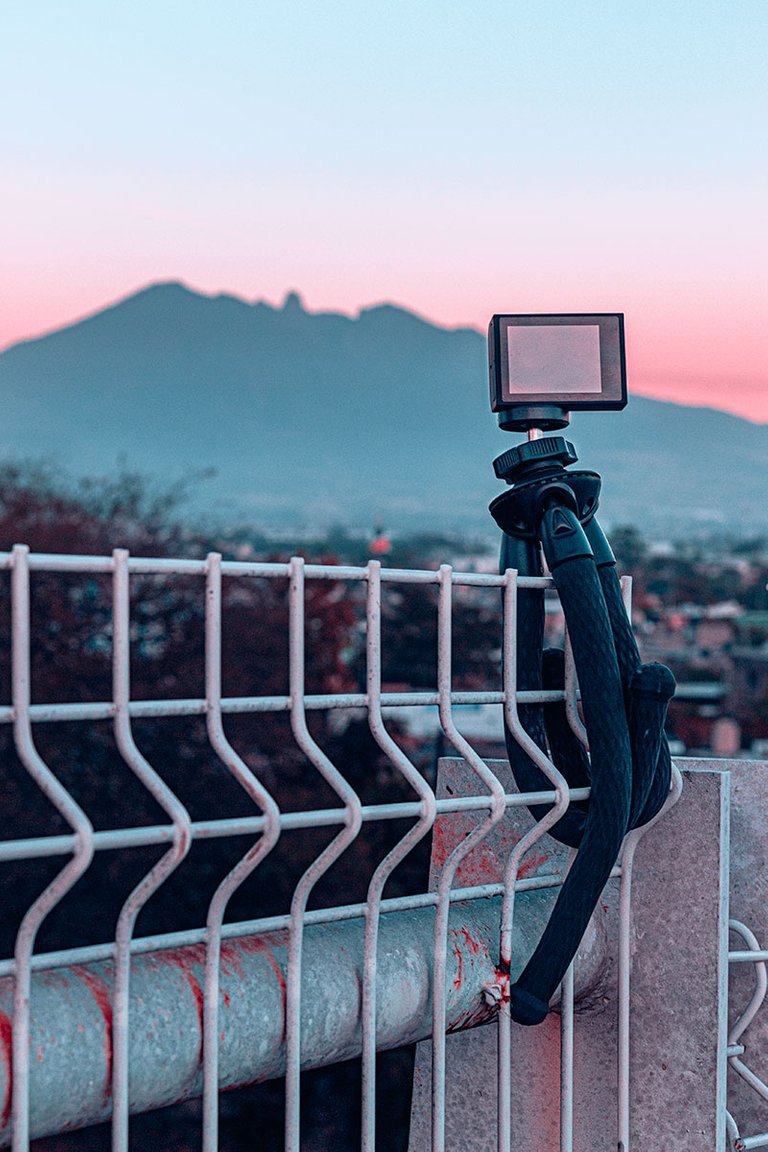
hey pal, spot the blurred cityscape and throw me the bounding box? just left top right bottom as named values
left=305, top=522, right=768, bottom=765
left=5, top=462, right=768, bottom=774
left=4, top=465, right=768, bottom=1150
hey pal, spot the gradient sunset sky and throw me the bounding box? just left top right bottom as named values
left=2, top=2, right=766, bottom=419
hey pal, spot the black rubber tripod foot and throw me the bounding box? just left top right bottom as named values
left=508, top=984, right=549, bottom=1026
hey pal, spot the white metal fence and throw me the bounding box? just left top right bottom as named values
left=0, top=546, right=764, bottom=1151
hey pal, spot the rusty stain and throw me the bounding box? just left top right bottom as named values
left=0, top=1010, right=11, bottom=1129
left=36, top=1045, right=43, bottom=1064
left=71, top=966, right=113, bottom=1104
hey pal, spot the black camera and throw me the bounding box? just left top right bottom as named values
left=488, top=313, right=627, bottom=432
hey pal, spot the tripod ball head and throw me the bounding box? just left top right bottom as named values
left=489, top=435, right=601, bottom=540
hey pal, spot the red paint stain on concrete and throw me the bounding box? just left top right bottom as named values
left=71, top=966, right=113, bottom=1105
left=156, top=943, right=206, bottom=971
left=459, top=927, right=482, bottom=956
left=517, top=852, right=549, bottom=879
left=40, top=972, right=70, bottom=989
left=455, top=844, right=502, bottom=888
left=0, top=1011, right=12, bottom=1129
left=452, top=944, right=463, bottom=990
left=163, top=952, right=205, bottom=1063
left=430, top=821, right=451, bottom=870
left=156, top=937, right=288, bottom=1058
left=493, top=962, right=511, bottom=1004
left=231, top=937, right=287, bottom=1016
left=446, top=999, right=494, bottom=1033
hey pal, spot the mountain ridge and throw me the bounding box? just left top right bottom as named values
left=1, top=282, right=766, bottom=536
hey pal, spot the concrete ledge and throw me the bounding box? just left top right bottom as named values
left=410, top=759, right=731, bottom=1152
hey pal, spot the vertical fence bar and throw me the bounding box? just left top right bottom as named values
left=563, top=626, right=588, bottom=750
left=560, top=962, right=575, bottom=1152
left=111, top=550, right=192, bottom=1152
left=201, top=554, right=281, bottom=1152
left=617, top=767, right=683, bottom=1152
left=360, top=562, right=436, bottom=1152
left=616, top=572, right=636, bottom=1152
left=10, top=545, right=95, bottom=1152
left=560, top=846, right=578, bottom=1152
left=498, top=569, right=570, bottom=1152
left=285, top=557, right=363, bottom=1152
left=431, top=565, right=507, bottom=1152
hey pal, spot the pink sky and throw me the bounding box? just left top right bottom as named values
left=2, top=2, right=765, bottom=422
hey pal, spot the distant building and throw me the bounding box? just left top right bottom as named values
left=369, top=527, right=392, bottom=556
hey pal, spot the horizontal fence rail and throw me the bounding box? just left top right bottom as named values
left=0, top=546, right=690, bottom=1152
left=0, top=891, right=611, bottom=1143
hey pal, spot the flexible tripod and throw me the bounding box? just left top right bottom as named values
left=490, top=435, right=675, bottom=1026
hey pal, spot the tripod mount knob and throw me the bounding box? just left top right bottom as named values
left=493, top=436, right=578, bottom=484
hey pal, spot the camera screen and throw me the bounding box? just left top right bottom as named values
left=506, top=324, right=602, bottom=395
left=489, top=312, right=626, bottom=417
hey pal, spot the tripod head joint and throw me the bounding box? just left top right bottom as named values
left=489, top=435, right=601, bottom=540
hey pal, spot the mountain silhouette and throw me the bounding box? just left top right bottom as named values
left=1, top=281, right=766, bottom=536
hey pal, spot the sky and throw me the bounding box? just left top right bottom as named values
left=2, top=1, right=766, bottom=419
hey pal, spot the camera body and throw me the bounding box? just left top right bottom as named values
left=488, top=313, right=627, bottom=431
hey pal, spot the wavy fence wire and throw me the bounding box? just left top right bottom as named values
left=3, top=546, right=761, bottom=1151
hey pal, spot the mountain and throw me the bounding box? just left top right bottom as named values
left=1, top=281, right=766, bottom=537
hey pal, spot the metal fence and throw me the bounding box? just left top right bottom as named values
left=0, top=545, right=762, bottom=1151
left=728, top=922, right=768, bottom=1150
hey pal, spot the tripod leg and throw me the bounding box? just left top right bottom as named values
left=585, top=517, right=675, bottom=828
left=508, top=506, right=633, bottom=1023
